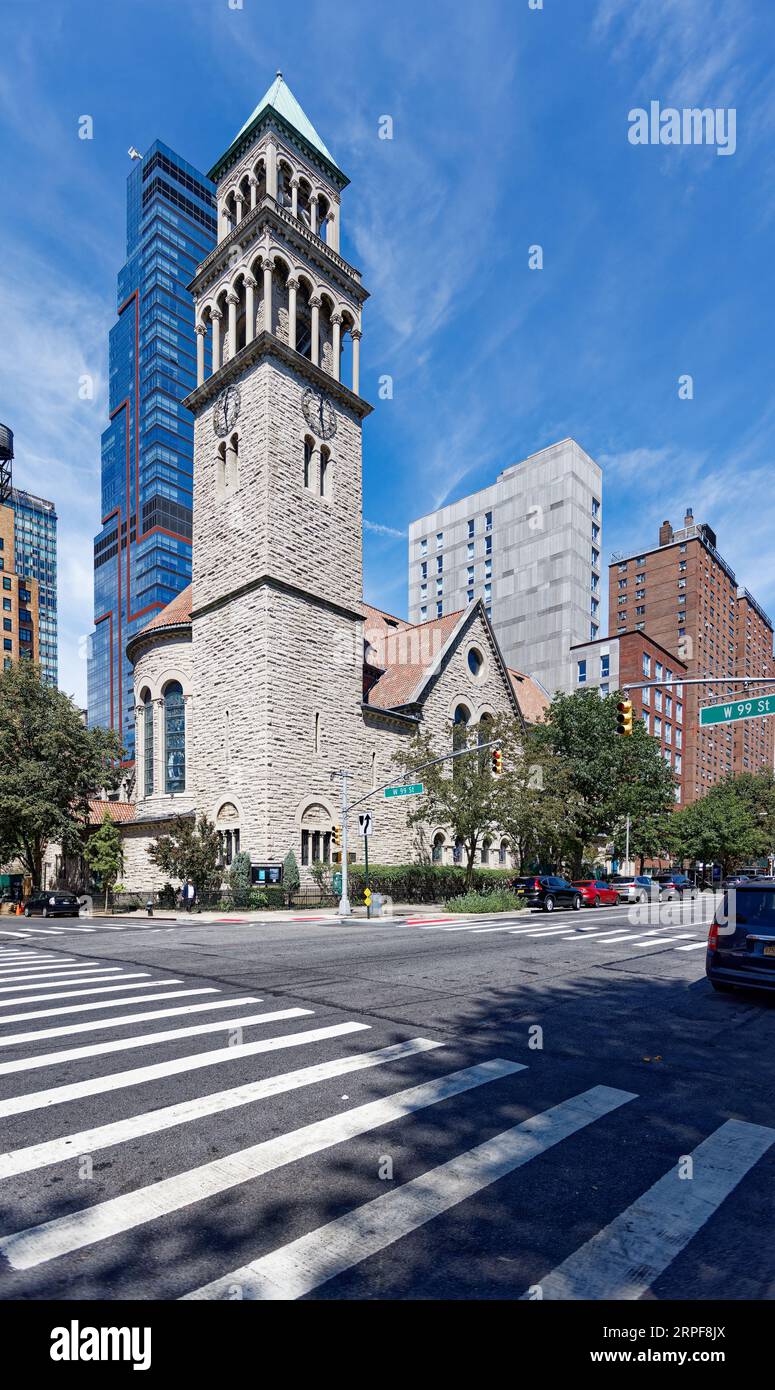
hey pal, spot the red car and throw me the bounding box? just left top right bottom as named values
left=572, top=879, right=619, bottom=908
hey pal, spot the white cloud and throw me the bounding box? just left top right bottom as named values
left=364, top=519, right=405, bottom=539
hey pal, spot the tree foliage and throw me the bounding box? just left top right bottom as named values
left=148, top=815, right=222, bottom=893
left=282, top=849, right=300, bottom=892
left=666, top=770, right=775, bottom=876
left=0, top=661, right=122, bottom=886
left=227, top=850, right=253, bottom=907
left=83, top=812, right=124, bottom=909
left=394, top=720, right=512, bottom=889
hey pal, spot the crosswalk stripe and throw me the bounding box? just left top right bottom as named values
left=526, top=1118, right=775, bottom=1299
left=0, top=1006, right=312, bottom=1077
left=0, top=1037, right=443, bottom=1182
left=0, top=1020, right=371, bottom=1120
left=0, top=976, right=160, bottom=1009
left=676, top=942, right=708, bottom=951
left=0, top=970, right=124, bottom=994
left=0, top=995, right=263, bottom=1048
left=0, top=963, right=101, bottom=978
left=182, top=1083, right=635, bottom=1301
left=0, top=1057, right=525, bottom=1270
left=0, top=987, right=219, bottom=1026
left=525, top=927, right=584, bottom=938
left=635, top=935, right=694, bottom=947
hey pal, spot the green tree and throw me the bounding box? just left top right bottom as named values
left=394, top=720, right=514, bottom=889
left=227, top=850, right=253, bottom=908
left=534, top=689, right=676, bottom=874
left=667, top=772, right=773, bottom=877
left=83, top=812, right=124, bottom=910
left=283, top=849, right=300, bottom=892
left=148, top=815, right=222, bottom=897
left=497, top=726, right=581, bottom=873
left=0, top=660, right=122, bottom=887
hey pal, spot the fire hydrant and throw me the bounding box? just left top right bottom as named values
left=145, top=899, right=154, bottom=918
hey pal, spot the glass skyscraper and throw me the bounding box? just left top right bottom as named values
left=11, top=487, right=58, bottom=686
left=88, top=140, right=215, bottom=757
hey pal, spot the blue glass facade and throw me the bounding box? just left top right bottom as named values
left=88, top=141, right=215, bottom=757
left=12, top=488, right=58, bottom=686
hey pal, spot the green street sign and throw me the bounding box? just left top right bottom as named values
left=700, top=695, right=775, bottom=727
left=332, top=871, right=342, bottom=895
left=384, top=783, right=424, bottom=799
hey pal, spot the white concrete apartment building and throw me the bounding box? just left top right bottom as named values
left=408, top=439, right=603, bottom=696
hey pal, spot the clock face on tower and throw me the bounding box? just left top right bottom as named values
left=213, top=384, right=241, bottom=438
left=302, top=387, right=338, bottom=441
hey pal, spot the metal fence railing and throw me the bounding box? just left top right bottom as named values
left=110, top=886, right=339, bottom=914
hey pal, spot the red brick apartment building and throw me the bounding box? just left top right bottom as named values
left=570, top=630, right=688, bottom=804
left=608, top=510, right=775, bottom=805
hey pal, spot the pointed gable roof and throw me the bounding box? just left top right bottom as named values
left=208, top=72, right=347, bottom=186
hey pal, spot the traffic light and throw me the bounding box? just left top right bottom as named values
left=332, top=825, right=342, bottom=848
left=616, top=698, right=634, bottom=736
left=491, top=748, right=503, bottom=775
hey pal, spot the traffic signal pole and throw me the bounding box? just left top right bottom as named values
left=339, top=769, right=351, bottom=917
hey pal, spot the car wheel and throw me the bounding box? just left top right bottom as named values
left=572, top=894, right=582, bottom=910
left=544, top=895, right=555, bottom=913
left=42, top=908, right=48, bottom=918
left=23, top=907, right=30, bottom=917
left=711, top=981, right=735, bottom=993
left=593, top=895, right=600, bottom=908
left=638, top=891, right=648, bottom=903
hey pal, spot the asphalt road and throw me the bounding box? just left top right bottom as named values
left=0, top=896, right=773, bottom=1302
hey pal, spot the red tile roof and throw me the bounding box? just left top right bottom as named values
left=366, top=610, right=463, bottom=708
left=508, top=668, right=550, bottom=725
left=88, top=800, right=136, bottom=825
left=142, top=585, right=192, bottom=634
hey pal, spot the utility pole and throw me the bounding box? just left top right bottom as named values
left=625, top=813, right=631, bottom=872
left=335, top=769, right=351, bottom=917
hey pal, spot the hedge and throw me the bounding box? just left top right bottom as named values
left=347, top=863, right=513, bottom=904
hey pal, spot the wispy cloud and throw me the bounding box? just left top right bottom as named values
left=364, top=519, right=405, bottom=539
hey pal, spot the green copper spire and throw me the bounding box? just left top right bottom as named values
left=209, top=72, right=346, bottom=185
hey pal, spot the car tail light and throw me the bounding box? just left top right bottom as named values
left=708, top=920, right=719, bottom=952
left=534, top=879, right=542, bottom=889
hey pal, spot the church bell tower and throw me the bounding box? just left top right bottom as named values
left=183, top=74, right=371, bottom=868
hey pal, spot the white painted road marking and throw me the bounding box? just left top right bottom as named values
left=0, top=995, right=263, bottom=1048
left=182, top=1084, right=635, bottom=1301
left=0, top=1058, right=524, bottom=1269
left=0, top=1020, right=372, bottom=1119
left=0, top=970, right=125, bottom=994
left=0, top=976, right=163, bottom=1009
left=526, top=1118, right=775, bottom=1299
left=0, top=1006, right=312, bottom=1077
left=0, top=1037, right=443, bottom=1182
left=0, top=987, right=218, bottom=1026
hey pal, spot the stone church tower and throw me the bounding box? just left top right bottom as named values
left=183, top=75, right=371, bottom=868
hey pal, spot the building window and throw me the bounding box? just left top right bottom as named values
left=420, top=605, right=427, bottom=620
left=485, top=510, right=492, bottom=531
left=164, top=682, right=186, bottom=794
left=468, top=519, right=474, bottom=538
left=592, top=498, right=600, bottom=517
left=665, top=722, right=672, bottom=744
left=676, top=727, right=682, bottom=748
left=642, top=711, right=650, bottom=732
left=466, top=589, right=474, bottom=603
left=635, top=606, right=645, bottom=616
left=642, top=685, right=650, bottom=705
left=319, top=446, right=330, bottom=498
left=675, top=753, right=682, bottom=775
left=467, top=542, right=474, bottom=560
left=2, top=619, right=10, bottom=632
left=303, top=436, right=314, bottom=489
left=600, top=683, right=609, bottom=696
left=468, top=648, right=483, bottom=677
left=600, top=654, right=609, bottom=678
left=467, top=566, right=474, bottom=583
left=592, top=523, right=600, bottom=541
left=143, top=692, right=154, bottom=797
left=592, top=548, right=599, bottom=566
left=655, top=661, right=663, bottom=680
left=642, top=652, right=651, bottom=678
left=314, top=711, right=320, bottom=754
left=481, top=838, right=491, bottom=866
left=485, top=536, right=492, bottom=556
left=590, top=623, right=598, bottom=639
left=432, top=833, right=445, bottom=864
left=577, top=659, right=587, bottom=685
left=436, top=601, right=443, bottom=617
left=499, top=840, right=509, bottom=867
left=420, top=560, right=427, bottom=579
left=654, top=716, right=662, bottom=737
left=2, top=579, right=10, bottom=591
left=436, top=532, right=443, bottom=548
left=420, top=537, right=427, bottom=555
left=591, top=598, right=599, bottom=615
left=436, top=555, right=443, bottom=574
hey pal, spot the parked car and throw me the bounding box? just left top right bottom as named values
left=608, top=874, right=655, bottom=903
left=510, top=875, right=583, bottom=912
left=707, top=880, right=775, bottom=994
left=572, top=879, right=619, bottom=908
left=23, top=890, right=80, bottom=919
left=721, top=874, right=749, bottom=889
left=654, top=872, right=699, bottom=900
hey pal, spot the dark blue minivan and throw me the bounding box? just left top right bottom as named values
left=707, top=881, right=775, bottom=994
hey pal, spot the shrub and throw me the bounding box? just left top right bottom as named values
left=346, top=862, right=513, bottom=904
left=283, top=849, right=300, bottom=891
left=444, top=889, right=526, bottom=915
left=158, top=882, right=177, bottom=909
left=227, top=851, right=253, bottom=908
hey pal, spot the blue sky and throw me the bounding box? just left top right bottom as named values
left=1, top=0, right=774, bottom=704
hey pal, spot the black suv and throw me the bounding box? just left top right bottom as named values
left=654, top=873, right=699, bottom=900
left=23, top=891, right=80, bottom=918
left=510, top=875, right=583, bottom=913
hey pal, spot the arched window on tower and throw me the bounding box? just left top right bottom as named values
left=432, top=832, right=445, bottom=864
left=164, top=681, right=186, bottom=794
left=304, top=436, right=314, bottom=490
left=453, top=703, right=470, bottom=778
left=142, top=690, right=154, bottom=797
left=319, top=446, right=330, bottom=499
left=227, top=432, right=239, bottom=490
left=216, top=441, right=226, bottom=498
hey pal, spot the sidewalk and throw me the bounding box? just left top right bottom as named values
left=100, top=903, right=453, bottom=925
